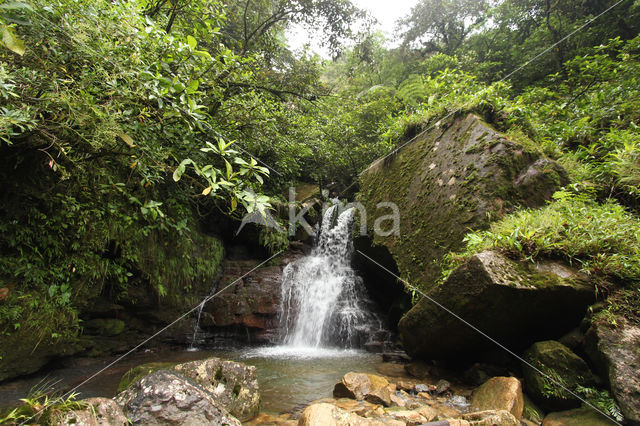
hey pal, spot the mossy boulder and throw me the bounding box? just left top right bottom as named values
left=523, top=340, right=596, bottom=411
left=398, top=251, right=595, bottom=361
left=542, top=406, right=618, bottom=425
left=117, top=361, right=176, bottom=393
left=585, top=316, right=640, bottom=424
left=358, top=113, right=568, bottom=294
left=116, top=357, right=260, bottom=422
left=172, top=357, right=261, bottom=422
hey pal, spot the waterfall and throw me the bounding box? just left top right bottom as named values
left=279, top=205, right=380, bottom=348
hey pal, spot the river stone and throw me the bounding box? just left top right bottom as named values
left=173, top=357, right=260, bottom=421
left=461, top=409, right=520, bottom=425
left=585, top=316, right=640, bottom=424
left=333, top=372, right=391, bottom=406
left=398, top=251, right=595, bottom=361
left=298, top=403, right=380, bottom=426
left=523, top=340, right=596, bottom=411
left=115, top=369, right=241, bottom=425
left=53, top=397, right=128, bottom=425
left=358, top=113, right=568, bottom=294
left=470, top=377, right=524, bottom=419
left=542, top=406, right=618, bottom=425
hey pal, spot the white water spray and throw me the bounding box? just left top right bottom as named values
left=279, top=205, right=380, bottom=348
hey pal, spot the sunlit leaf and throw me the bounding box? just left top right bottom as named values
left=1, top=25, right=25, bottom=56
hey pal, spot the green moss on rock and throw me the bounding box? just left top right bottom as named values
left=359, top=114, right=567, bottom=293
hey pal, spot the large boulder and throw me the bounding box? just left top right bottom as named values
left=173, top=357, right=260, bottom=421
left=585, top=316, right=640, bottom=424
left=333, top=372, right=392, bottom=407
left=470, top=377, right=524, bottom=419
left=358, top=113, right=568, bottom=293
left=116, top=357, right=260, bottom=421
left=115, top=369, right=241, bottom=425
left=523, top=340, right=596, bottom=411
left=398, top=251, right=595, bottom=360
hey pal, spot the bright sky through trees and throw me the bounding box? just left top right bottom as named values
left=287, top=0, right=419, bottom=55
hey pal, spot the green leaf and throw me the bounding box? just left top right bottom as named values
left=0, top=2, right=33, bottom=11
left=118, top=132, right=135, bottom=147
left=1, top=25, right=25, bottom=56
left=187, top=35, right=197, bottom=49
left=173, top=159, right=193, bottom=182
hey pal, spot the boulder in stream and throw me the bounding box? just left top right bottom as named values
left=115, top=369, right=241, bottom=425
left=53, top=397, right=128, bottom=426
left=398, top=251, right=595, bottom=361
left=333, top=372, right=392, bottom=407
left=173, top=357, right=260, bottom=421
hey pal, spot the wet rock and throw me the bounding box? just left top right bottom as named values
left=470, top=377, right=524, bottom=419
left=53, top=397, right=128, bottom=426
left=415, top=383, right=434, bottom=393
left=416, top=405, right=439, bottom=421
left=396, top=381, right=415, bottom=392
left=542, top=406, right=618, bottom=425
left=585, top=316, right=640, bottom=424
left=298, top=403, right=379, bottom=426
left=399, top=252, right=595, bottom=361
left=115, top=369, right=241, bottom=425
left=523, top=340, right=596, bottom=411
left=333, top=372, right=391, bottom=406
left=375, top=363, right=407, bottom=377
left=385, top=408, right=427, bottom=425
left=359, top=113, right=568, bottom=295
left=405, top=361, right=431, bottom=379
left=200, top=255, right=302, bottom=343
left=173, top=357, right=260, bottom=421
left=435, top=379, right=451, bottom=395
left=382, top=351, right=411, bottom=364
left=461, top=409, right=520, bottom=425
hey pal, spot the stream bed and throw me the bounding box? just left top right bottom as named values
left=0, top=346, right=381, bottom=414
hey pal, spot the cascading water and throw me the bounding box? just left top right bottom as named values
left=279, top=205, right=381, bottom=349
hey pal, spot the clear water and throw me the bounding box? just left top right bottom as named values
left=0, top=347, right=381, bottom=414
left=280, top=205, right=381, bottom=348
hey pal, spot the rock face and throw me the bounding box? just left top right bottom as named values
left=53, top=397, right=128, bottom=426
left=586, top=316, right=640, bottom=424
left=398, top=251, right=595, bottom=360
left=115, top=369, right=241, bottom=425
left=333, top=372, right=392, bottom=407
left=358, top=113, right=568, bottom=293
left=199, top=251, right=305, bottom=343
left=523, top=340, right=596, bottom=410
left=461, top=409, right=520, bottom=425
left=470, top=377, right=524, bottom=419
left=173, top=357, right=260, bottom=421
